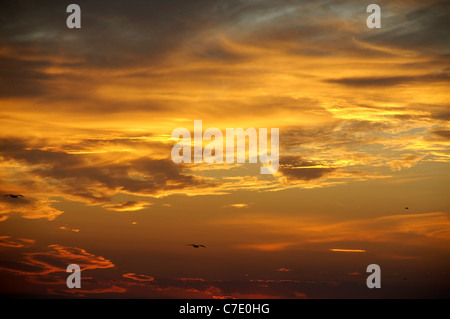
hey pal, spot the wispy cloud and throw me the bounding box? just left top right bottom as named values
left=236, top=242, right=296, bottom=251
left=0, top=236, right=35, bottom=248
left=0, top=244, right=114, bottom=276
left=103, top=201, right=153, bottom=212
left=217, top=212, right=450, bottom=252
left=122, top=273, right=154, bottom=282
left=277, top=268, right=291, bottom=272
left=224, top=203, right=249, bottom=209
left=330, top=249, right=366, bottom=253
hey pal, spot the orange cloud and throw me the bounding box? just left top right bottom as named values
left=236, top=242, right=296, bottom=251
left=0, top=243, right=123, bottom=297
left=0, top=236, right=35, bottom=248
left=294, top=292, right=308, bottom=299
left=230, top=293, right=282, bottom=299
left=177, top=277, right=205, bottom=282
left=330, top=249, right=366, bottom=253
left=0, top=244, right=114, bottom=276
left=277, top=268, right=291, bottom=272
left=59, top=226, right=79, bottom=232
left=122, top=273, right=154, bottom=282
left=212, top=295, right=235, bottom=299
left=250, top=279, right=301, bottom=284
left=218, top=212, right=450, bottom=253
left=54, top=285, right=127, bottom=296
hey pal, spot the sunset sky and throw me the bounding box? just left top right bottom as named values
left=0, top=0, right=449, bottom=298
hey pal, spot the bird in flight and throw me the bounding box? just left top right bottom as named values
left=405, top=207, right=409, bottom=210
left=187, top=244, right=206, bottom=248
left=4, top=194, right=24, bottom=199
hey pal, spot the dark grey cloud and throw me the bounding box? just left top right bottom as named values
left=390, top=103, right=450, bottom=122
left=1, top=0, right=447, bottom=67
left=243, top=20, right=397, bottom=58
left=359, top=1, right=450, bottom=55
left=0, top=0, right=251, bottom=99
left=58, top=135, right=168, bottom=153
left=0, top=137, right=213, bottom=203
left=0, top=55, right=65, bottom=98
left=325, top=73, right=449, bottom=87
left=279, top=156, right=336, bottom=181
left=280, top=119, right=393, bottom=151
left=0, top=259, right=46, bottom=274
left=432, top=130, right=450, bottom=140
left=1, top=0, right=447, bottom=106
left=430, top=110, right=450, bottom=122
left=0, top=0, right=253, bottom=67
left=0, top=189, right=33, bottom=206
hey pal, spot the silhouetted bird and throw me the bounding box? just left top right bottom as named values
left=187, top=244, right=206, bottom=248
left=405, top=207, right=409, bottom=210
left=4, top=194, right=24, bottom=199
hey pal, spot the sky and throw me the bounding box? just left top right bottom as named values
left=0, top=0, right=449, bottom=298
